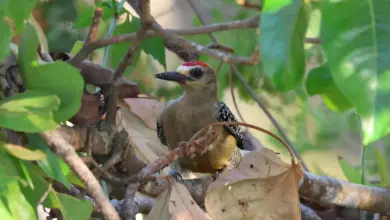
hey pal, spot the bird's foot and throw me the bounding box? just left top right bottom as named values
left=168, top=168, right=183, bottom=181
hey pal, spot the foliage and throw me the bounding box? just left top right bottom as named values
left=0, top=0, right=390, bottom=219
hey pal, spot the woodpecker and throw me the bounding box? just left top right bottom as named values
left=154, top=61, right=244, bottom=178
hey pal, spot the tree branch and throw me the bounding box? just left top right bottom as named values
left=299, top=172, right=390, bottom=215
left=41, top=129, right=120, bottom=220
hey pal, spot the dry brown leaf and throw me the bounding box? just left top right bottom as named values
left=69, top=93, right=101, bottom=126
left=205, top=147, right=303, bottom=220
left=117, top=102, right=167, bottom=164
left=145, top=179, right=213, bottom=220
left=123, top=98, right=164, bottom=129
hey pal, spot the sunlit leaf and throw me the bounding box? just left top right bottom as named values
left=27, top=134, right=70, bottom=187
left=0, top=181, right=36, bottom=220
left=375, top=148, right=389, bottom=187
left=24, top=61, right=84, bottom=122
left=305, top=63, right=353, bottom=112
left=0, top=90, right=59, bottom=132
left=320, top=0, right=390, bottom=145
left=2, top=143, right=46, bottom=161
left=259, top=0, right=310, bottom=91
left=263, top=0, right=292, bottom=12
left=70, top=40, right=84, bottom=55
left=338, top=156, right=361, bottom=184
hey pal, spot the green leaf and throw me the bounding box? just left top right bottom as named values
left=2, top=143, right=46, bottom=161
left=0, top=150, right=23, bottom=184
left=338, top=156, right=361, bottom=184
left=65, top=170, right=84, bottom=188
left=108, top=14, right=138, bottom=69
left=320, top=0, right=390, bottom=145
left=141, top=37, right=166, bottom=70
left=27, top=134, right=70, bottom=187
left=0, top=89, right=59, bottom=132
left=263, top=0, right=293, bottom=12
left=7, top=0, right=38, bottom=32
left=19, top=175, right=49, bottom=219
left=74, top=0, right=127, bottom=28
left=0, top=12, right=12, bottom=62
left=375, top=148, right=389, bottom=187
left=305, top=64, right=353, bottom=112
left=259, top=0, right=310, bottom=91
left=70, top=40, right=84, bottom=55
left=0, top=181, right=36, bottom=220
left=43, top=191, right=93, bottom=220
left=24, top=61, right=84, bottom=122
left=18, top=22, right=39, bottom=75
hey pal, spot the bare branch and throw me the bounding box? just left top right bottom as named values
left=41, top=129, right=120, bottom=220
left=300, top=172, right=390, bottom=215
left=86, top=8, right=104, bottom=43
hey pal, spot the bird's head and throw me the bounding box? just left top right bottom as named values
left=154, top=62, right=217, bottom=93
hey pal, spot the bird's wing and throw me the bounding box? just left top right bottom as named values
left=215, top=102, right=244, bottom=149
left=156, top=114, right=167, bottom=146
left=156, top=100, right=178, bottom=146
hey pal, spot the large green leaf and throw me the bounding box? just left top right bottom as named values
left=0, top=11, right=12, bottom=62
left=108, top=14, right=134, bottom=69
left=7, top=0, right=37, bottom=32
left=320, top=0, right=390, bottom=145
left=0, top=89, right=59, bottom=132
left=27, top=134, right=70, bottom=187
left=305, top=64, right=353, bottom=112
left=141, top=37, right=166, bottom=70
left=19, top=175, right=49, bottom=219
left=259, top=0, right=310, bottom=91
left=43, top=191, right=93, bottom=220
left=25, top=61, right=85, bottom=122
left=18, top=22, right=39, bottom=75
left=0, top=181, right=36, bottom=220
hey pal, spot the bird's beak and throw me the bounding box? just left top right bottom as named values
left=154, top=71, right=188, bottom=83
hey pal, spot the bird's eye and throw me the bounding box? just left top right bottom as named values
left=189, top=68, right=203, bottom=79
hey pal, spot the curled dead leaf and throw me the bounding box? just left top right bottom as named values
left=205, top=148, right=303, bottom=220
left=145, top=178, right=212, bottom=220
left=69, top=93, right=101, bottom=126
left=122, top=98, right=164, bottom=130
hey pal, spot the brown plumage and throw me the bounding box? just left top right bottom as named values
left=155, top=61, right=244, bottom=177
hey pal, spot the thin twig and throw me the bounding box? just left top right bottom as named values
left=69, top=15, right=320, bottom=67
left=102, top=0, right=128, bottom=67
left=38, top=183, right=53, bottom=205
left=41, top=130, right=120, bottom=220
left=186, top=0, right=218, bottom=44
left=105, top=1, right=153, bottom=125
left=230, top=65, right=310, bottom=171
left=86, top=8, right=104, bottom=43
left=229, top=68, right=246, bottom=122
